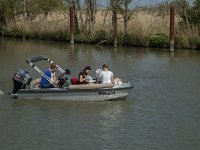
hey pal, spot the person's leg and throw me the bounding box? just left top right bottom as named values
left=48, top=84, right=55, bottom=88
left=41, top=84, right=47, bottom=88
left=41, top=83, right=55, bottom=88
left=112, top=78, right=122, bottom=85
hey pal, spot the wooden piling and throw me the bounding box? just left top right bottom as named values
left=22, top=0, right=26, bottom=40
left=169, top=6, right=175, bottom=52
left=70, top=0, right=74, bottom=44
left=113, top=11, right=117, bottom=47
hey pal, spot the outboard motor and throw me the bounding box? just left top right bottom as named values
left=12, top=68, right=32, bottom=93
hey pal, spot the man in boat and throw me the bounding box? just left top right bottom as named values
left=40, top=63, right=58, bottom=88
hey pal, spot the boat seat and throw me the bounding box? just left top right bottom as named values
left=69, top=83, right=113, bottom=89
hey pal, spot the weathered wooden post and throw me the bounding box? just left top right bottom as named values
left=111, top=0, right=118, bottom=47
left=169, top=5, right=175, bottom=52
left=70, top=0, right=74, bottom=44
left=23, top=0, right=26, bottom=40
left=113, top=11, right=117, bottom=48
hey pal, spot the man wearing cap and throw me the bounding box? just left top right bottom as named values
left=40, top=63, right=58, bottom=88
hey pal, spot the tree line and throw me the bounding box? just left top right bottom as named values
left=1, top=0, right=200, bottom=49
left=0, top=0, right=132, bottom=34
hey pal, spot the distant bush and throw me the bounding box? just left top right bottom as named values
left=4, top=29, right=70, bottom=41
left=119, top=33, right=146, bottom=47
left=195, top=38, right=200, bottom=49
left=188, top=37, right=200, bottom=49
left=121, top=33, right=133, bottom=46
left=187, top=0, right=200, bottom=28
left=175, top=36, right=186, bottom=49
left=149, top=34, right=169, bottom=48
left=4, top=28, right=23, bottom=38
left=94, top=29, right=107, bottom=42
left=75, top=34, right=94, bottom=43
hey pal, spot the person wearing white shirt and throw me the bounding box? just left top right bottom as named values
left=99, top=64, right=114, bottom=83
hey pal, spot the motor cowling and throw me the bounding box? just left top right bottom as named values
left=12, top=68, right=32, bottom=93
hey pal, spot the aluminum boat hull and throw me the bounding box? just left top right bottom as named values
left=12, top=83, right=133, bottom=101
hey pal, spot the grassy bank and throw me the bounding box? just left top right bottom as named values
left=2, top=10, right=200, bottom=49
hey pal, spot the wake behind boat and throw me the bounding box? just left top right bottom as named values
left=0, top=90, right=3, bottom=95
left=10, top=55, right=133, bottom=101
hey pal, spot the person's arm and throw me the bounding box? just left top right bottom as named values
left=111, top=76, right=114, bottom=82
left=53, top=72, right=56, bottom=81
left=52, top=72, right=59, bottom=84
left=79, top=74, right=87, bottom=83
left=111, top=72, right=114, bottom=83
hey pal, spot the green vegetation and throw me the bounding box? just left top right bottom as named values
left=187, top=0, right=200, bottom=27
left=3, top=28, right=70, bottom=41
left=149, top=34, right=169, bottom=48
left=175, top=0, right=200, bottom=49
left=0, top=0, right=199, bottom=49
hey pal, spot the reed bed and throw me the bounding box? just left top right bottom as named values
left=3, top=9, right=200, bottom=49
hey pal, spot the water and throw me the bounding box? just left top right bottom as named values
left=0, top=37, right=200, bottom=150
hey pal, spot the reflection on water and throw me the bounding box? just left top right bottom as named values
left=100, top=104, right=122, bottom=129
left=99, top=103, right=123, bottom=148
left=0, top=38, right=200, bottom=150
left=0, top=90, right=3, bottom=95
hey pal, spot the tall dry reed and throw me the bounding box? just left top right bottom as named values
left=4, top=9, right=200, bottom=49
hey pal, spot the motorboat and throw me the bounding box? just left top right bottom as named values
left=10, top=55, right=133, bottom=101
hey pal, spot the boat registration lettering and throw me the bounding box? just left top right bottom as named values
left=99, top=91, right=115, bottom=95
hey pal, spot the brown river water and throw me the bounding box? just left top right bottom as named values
left=0, top=37, right=200, bottom=150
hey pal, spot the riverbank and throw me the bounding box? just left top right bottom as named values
left=2, top=10, right=200, bottom=50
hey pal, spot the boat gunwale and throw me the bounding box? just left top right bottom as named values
left=17, top=85, right=133, bottom=94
